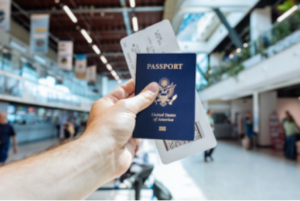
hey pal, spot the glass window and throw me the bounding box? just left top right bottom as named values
left=22, top=63, right=38, bottom=82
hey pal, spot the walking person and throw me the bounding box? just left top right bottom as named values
left=0, top=113, right=18, bottom=165
left=63, top=119, right=74, bottom=140
left=283, top=111, right=299, bottom=160
left=204, top=110, right=215, bottom=162
left=71, top=116, right=79, bottom=137
left=244, top=112, right=256, bottom=149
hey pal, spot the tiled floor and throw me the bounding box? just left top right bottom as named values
left=88, top=140, right=300, bottom=200
left=5, top=139, right=300, bottom=200
left=6, top=139, right=60, bottom=164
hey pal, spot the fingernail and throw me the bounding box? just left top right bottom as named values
left=147, top=82, right=159, bottom=93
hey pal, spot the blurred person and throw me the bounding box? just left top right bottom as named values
left=80, top=116, right=87, bottom=132
left=63, top=119, right=74, bottom=139
left=71, top=116, right=79, bottom=137
left=0, top=80, right=158, bottom=199
left=204, top=109, right=215, bottom=162
left=244, top=112, right=256, bottom=149
left=283, top=111, right=299, bottom=160
left=0, top=113, right=17, bottom=165
left=55, top=116, right=60, bottom=138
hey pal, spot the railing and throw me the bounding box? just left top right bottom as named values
left=0, top=44, right=100, bottom=101
left=198, top=9, right=300, bottom=91
left=0, top=69, right=94, bottom=111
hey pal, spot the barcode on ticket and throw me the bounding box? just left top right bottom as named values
left=163, top=121, right=205, bottom=151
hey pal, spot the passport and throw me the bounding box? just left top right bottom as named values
left=134, top=53, right=196, bottom=140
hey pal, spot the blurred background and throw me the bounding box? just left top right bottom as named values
left=0, top=0, right=299, bottom=200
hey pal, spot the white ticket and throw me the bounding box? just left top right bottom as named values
left=120, top=20, right=217, bottom=164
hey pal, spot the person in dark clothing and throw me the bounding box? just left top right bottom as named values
left=63, top=119, right=74, bottom=139
left=0, top=112, right=17, bottom=164
left=244, top=112, right=256, bottom=149
left=80, top=117, right=87, bottom=133
left=71, top=117, right=79, bottom=137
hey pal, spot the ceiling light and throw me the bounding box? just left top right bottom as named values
left=92, top=44, right=101, bottom=54
left=236, top=48, right=241, bottom=53
left=229, top=54, right=234, bottom=59
left=106, top=64, right=112, bottom=71
left=63, top=5, right=78, bottom=23
left=277, top=5, right=298, bottom=22
left=100, top=56, right=107, bottom=64
left=111, top=70, right=117, bottom=77
left=114, top=75, right=120, bottom=80
left=118, top=79, right=122, bottom=84
left=243, top=43, right=248, bottom=48
left=81, top=29, right=92, bottom=43
left=132, top=16, right=139, bottom=32
left=129, top=0, right=135, bottom=8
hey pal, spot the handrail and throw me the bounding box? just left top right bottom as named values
left=198, top=8, right=300, bottom=91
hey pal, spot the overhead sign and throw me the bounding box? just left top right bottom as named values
left=58, top=41, right=73, bottom=71
left=30, top=14, right=50, bottom=54
left=86, top=65, right=96, bottom=86
left=0, top=0, right=11, bottom=31
left=75, top=54, right=87, bottom=79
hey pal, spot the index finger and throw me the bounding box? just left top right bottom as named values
left=105, top=79, right=135, bottom=103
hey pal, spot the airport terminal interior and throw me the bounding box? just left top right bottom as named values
left=0, top=0, right=300, bottom=200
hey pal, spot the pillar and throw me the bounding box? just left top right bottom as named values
left=102, top=76, right=108, bottom=97
left=250, top=6, right=272, bottom=42
left=258, top=91, right=277, bottom=146
left=209, top=53, right=222, bottom=69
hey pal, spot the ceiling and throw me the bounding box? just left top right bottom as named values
left=11, top=0, right=165, bottom=80
left=213, top=0, right=285, bottom=54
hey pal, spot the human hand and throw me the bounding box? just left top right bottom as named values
left=84, top=80, right=159, bottom=178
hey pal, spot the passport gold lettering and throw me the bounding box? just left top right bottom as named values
left=147, top=63, right=183, bottom=70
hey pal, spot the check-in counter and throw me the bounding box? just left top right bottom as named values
left=12, top=123, right=56, bottom=144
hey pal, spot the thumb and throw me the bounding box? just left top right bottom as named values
left=123, top=82, right=159, bottom=114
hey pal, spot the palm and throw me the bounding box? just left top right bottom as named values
left=86, top=80, right=140, bottom=176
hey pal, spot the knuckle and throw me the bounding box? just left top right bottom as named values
left=141, top=92, right=153, bottom=104
left=118, top=99, right=128, bottom=108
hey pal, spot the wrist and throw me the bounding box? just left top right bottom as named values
left=79, top=131, right=116, bottom=182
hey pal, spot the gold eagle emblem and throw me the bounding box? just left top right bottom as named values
left=155, top=77, right=177, bottom=107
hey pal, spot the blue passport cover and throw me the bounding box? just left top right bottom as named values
left=134, top=53, right=196, bottom=140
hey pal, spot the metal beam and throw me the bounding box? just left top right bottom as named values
left=120, top=0, right=132, bottom=36
left=12, top=6, right=164, bottom=15
left=213, top=8, right=243, bottom=48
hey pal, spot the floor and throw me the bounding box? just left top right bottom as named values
left=6, top=139, right=60, bottom=164
left=5, top=139, right=300, bottom=200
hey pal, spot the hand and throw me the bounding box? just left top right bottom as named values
left=83, top=80, right=159, bottom=178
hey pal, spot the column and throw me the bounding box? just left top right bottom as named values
left=102, top=76, right=108, bottom=97
left=258, top=91, right=278, bottom=146
left=250, top=6, right=272, bottom=42
left=209, top=53, right=222, bottom=69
